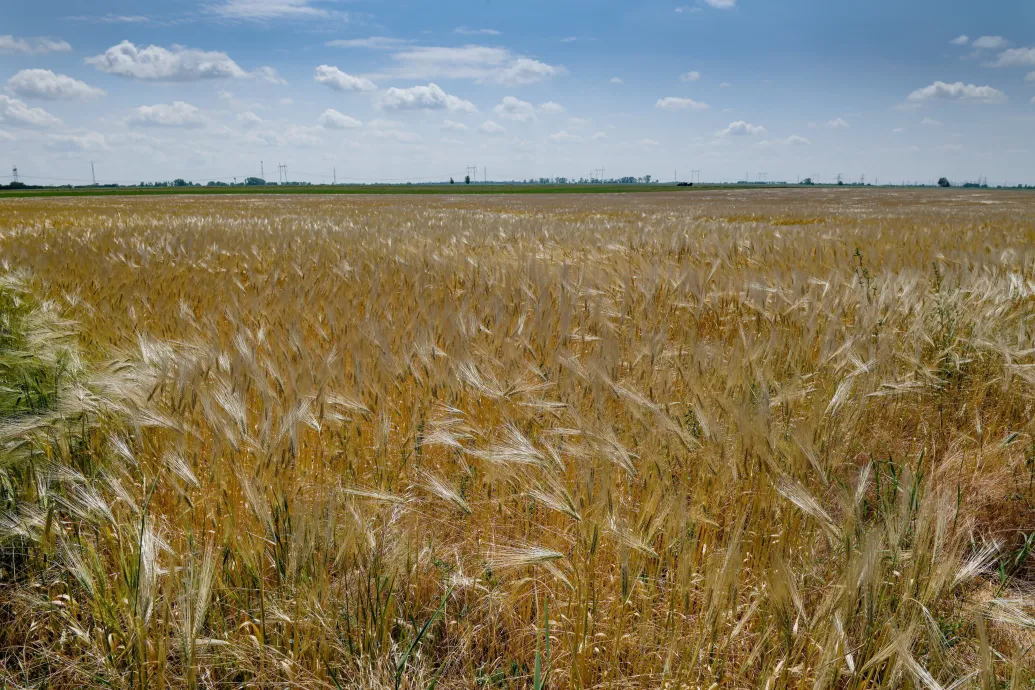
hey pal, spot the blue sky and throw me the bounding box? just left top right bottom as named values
left=1, top=0, right=1033, bottom=185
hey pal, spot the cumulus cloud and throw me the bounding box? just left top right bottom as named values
left=972, top=35, right=1008, bottom=50
left=326, top=36, right=410, bottom=49
left=920, top=117, right=942, bottom=126
left=703, top=0, right=735, bottom=8
left=906, top=81, right=1006, bottom=103
left=237, top=111, right=264, bottom=127
left=442, top=119, right=469, bottom=131
left=787, top=135, right=811, bottom=146
left=377, top=83, right=476, bottom=112
left=254, top=66, right=287, bottom=85
left=0, top=95, right=61, bottom=127
left=493, top=96, right=536, bottom=122
left=823, top=117, right=850, bottom=128
left=319, top=109, right=362, bottom=129
left=496, top=58, right=565, bottom=86
left=547, top=130, right=582, bottom=143
left=313, top=65, right=377, bottom=92
left=592, top=131, right=607, bottom=140
left=382, top=45, right=565, bottom=85
left=656, top=97, right=709, bottom=110
left=127, top=101, right=207, bottom=128
left=950, top=35, right=969, bottom=46
left=7, top=69, right=105, bottom=101
left=991, top=47, right=1035, bottom=67
left=0, top=35, right=71, bottom=55
left=86, top=41, right=275, bottom=82
left=680, top=70, right=701, bottom=82
left=717, top=120, right=766, bottom=136
left=610, top=77, right=623, bottom=84
left=539, top=101, right=565, bottom=114
left=480, top=120, right=506, bottom=135
left=638, top=138, right=660, bottom=146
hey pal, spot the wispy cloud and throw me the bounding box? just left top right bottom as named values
left=374, top=44, right=566, bottom=86
left=326, top=36, right=411, bottom=50
left=0, top=35, right=71, bottom=55
left=680, top=70, right=701, bottom=82
left=209, top=0, right=344, bottom=20
left=455, top=27, right=500, bottom=36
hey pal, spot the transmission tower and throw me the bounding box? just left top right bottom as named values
left=11, top=166, right=17, bottom=184
left=465, top=165, right=478, bottom=182
left=91, top=162, right=96, bottom=186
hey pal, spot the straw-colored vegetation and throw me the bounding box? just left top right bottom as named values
left=0, top=189, right=1033, bottom=689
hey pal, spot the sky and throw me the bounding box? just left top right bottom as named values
left=1, top=0, right=1033, bottom=186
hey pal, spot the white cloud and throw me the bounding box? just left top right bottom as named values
left=720, top=82, right=732, bottom=88
left=442, top=120, right=469, bottom=131
left=372, top=128, right=421, bottom=143
left=254, top=66, right=287, bottom=85
left=680, top=70, right=701, bottom=82
left=494, top=96, right=536, bottom=122
left=0, top=95, right=61, bottom=127
left=326, top=37, right=410, bottom=50
left=237, top=111, right=264, bottom=127
left=66, top=14, right=150, bottom=24
left=378, top=83, right=476, bottom=112
left=496, top=58, right=566, bottom=86
left=824, top=117, right=850, bottom=129
left=656, top=97, right=709, bottom=110
left=787, top=135, right=810, bottom=146
left=568, top=117, right=590, bottom=128
left=717, top=120, right=766, bottom=136
left=592, top=131, right=607, bottom=140
left=893, top=127, right=905, bottom=133
left=920, top=117, right=942, bottom=126
left=675, top=6, right=703, bottom=13
left=209, top=0, right=339, bottom=19
left=7, top=69, right=105, bottom=101
left=46, top=132, right=109, bottom=152
left=539, top=101, right=565, bottom=114
left=314, top=65, right=377, bottom=92
left=383, top=45, right=564, bottom=85
left=480, top=120, right=506, bottom=135
left=127, top=101, right=207, bottom=128
left=972, top=35, right=1008, bottom=50
left=703, top=0, right=736, bottom=8
left=561, top=36, right=578, bottom=43
left=319, top=109, right=362, bottom=129
left=547, top=130, right=582, bottom=143
left=87, top=41, right=267, bottom=82
left=454, top=27, right=500, bottom=36
left=950, top=35, right=969, bottom=46
left=638, top=138, right=659, bottom=146
left=282, top=125, right=325, bottom=147
left=0, top=35, right=71, bottom=55
left=907, top=81, right=1006, bottom=103
left=992, top=47, right=1035, bottom=67
left=610, top=77, right=623, bottom=84
left=1027, top=71, right=1035, bottom=81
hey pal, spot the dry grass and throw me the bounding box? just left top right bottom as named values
left=0, top=188, right=1033, bottom=689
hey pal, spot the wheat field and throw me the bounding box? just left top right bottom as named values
left=0, top=188, right=1033, bottom=689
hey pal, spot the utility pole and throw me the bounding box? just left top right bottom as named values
left=261, top=161, right=264, bottom=180
left=484, top=167, right=487, bottom=183
left=333, top=167, right=337, bottom=185
left=91, top=162, right=96, bottom=186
